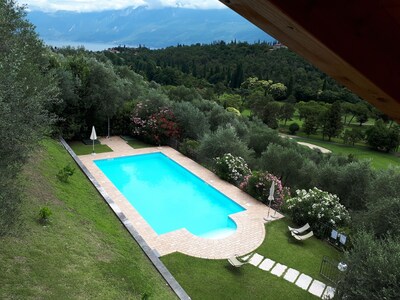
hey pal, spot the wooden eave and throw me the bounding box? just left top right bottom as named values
left=220, top=0, right=400, bottom=123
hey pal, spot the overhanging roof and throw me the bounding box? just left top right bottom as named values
left=220, top=0, right=400, bottom=123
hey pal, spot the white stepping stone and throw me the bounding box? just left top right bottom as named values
left=322, top=286, right=336, bottom=299
left=270, top=263, right=287, bottom=277
left=295, top=274, right=313, bottom=290
left=283, top=268, right=300, bottom=283
left=249, top=253, right=264, bottom=267
left=259, top=258, right=276, bottom=271
left=308, top=280, right=326, bottom=298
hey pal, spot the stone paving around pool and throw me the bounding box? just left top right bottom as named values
left=243, top=253, right=336, bottom=299
left=78, top=136, right=283, bottom=259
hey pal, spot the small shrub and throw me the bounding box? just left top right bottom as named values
left=141, top=292, right=150, bottom=300
left=179, top=139, right=200, bottom=160
left=285, top=187, right=350, bottom=238
left=172, top=101, right=209, bottom=140
left=288, top=122, right=300, bottom=135
left=240, top=171, right=290, bottom=210
left=214, top=153, right=251, bottom=185
left=56, top=163, right=76, bottom=183
left=132, top=104, right=180, bottom=145
left=38, top=207, right=52, bottom=225
left=198, top=126, right=252, bottom=164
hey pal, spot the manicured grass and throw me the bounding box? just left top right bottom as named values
left=241, top=109, right=252, bottom=117
left=0, top=139, right=175, bottom=300
left=294, top=136, right=400, bottom=169
left=257, top=219, right=342, bottom=280
left=128, top=138, right=154, bottom=149
left=279, top=115, right=305, bottom=128
left=161, top=218, right=341, bottom=300
left=68, top=140, right=113, bottom=155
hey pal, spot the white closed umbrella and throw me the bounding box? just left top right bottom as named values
left=90, top=126, right=97, bottom=155
left=265, top=181, right=275, bottom=221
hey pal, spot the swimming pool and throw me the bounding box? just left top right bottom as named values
left=94, top=152, right=245, bottom=238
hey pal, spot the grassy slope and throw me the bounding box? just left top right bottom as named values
left=0, top=139, right=175, bottom=300
left=294, top=136, right=399, bottom=169
left=276, top=111, right=399, bottom=169
left=162, top=219, right=341, bottom=300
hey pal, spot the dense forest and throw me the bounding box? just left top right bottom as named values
left=1, top=1, right=400, bottom=298
left=105, top=42, right=361, bottom=103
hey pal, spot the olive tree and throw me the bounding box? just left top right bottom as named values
left=0, top=0, right=58, bottom=234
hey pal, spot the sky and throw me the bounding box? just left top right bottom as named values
left=18, top=0, right=226, bottom=12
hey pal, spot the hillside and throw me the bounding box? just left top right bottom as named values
left=0, top=139, right=175, bottom=299
left=27, top=7, right=274, bottom=48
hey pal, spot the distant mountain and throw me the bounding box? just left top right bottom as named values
left=27, top=7, right=274, bottom=49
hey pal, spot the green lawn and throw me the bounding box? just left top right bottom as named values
left=241, top=109, right=252, bottom=117
left=127, top=138, right=153, bottom=149
left=68, top=140, right=113, bottom=155
left=162, top=219, right=341, bottom=300
left=0, top=139, right=175, bottom=299
left=294, top=136, right=400, bottom=169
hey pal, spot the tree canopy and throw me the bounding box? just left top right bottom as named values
left=0, top=0, right=58, bottom=234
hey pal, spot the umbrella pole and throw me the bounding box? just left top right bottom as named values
left=92, top=139, right=95, bottom=155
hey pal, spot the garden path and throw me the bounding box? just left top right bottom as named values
left=244, top=253, right=336, bottom=299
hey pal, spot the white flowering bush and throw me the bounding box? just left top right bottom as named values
left=214, top=153, right=251, bottom=185
left=285, top=187, right=350, bottom=238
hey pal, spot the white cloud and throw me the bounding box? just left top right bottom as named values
left=19, top=0, right=226, bottom=12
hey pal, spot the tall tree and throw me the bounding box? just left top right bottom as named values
left=366, top=120, right=400, bottom=152
left=83, top=59, right=130, bottom=137
left=321, top=101, right=343, bottom=141
left=279, top=103, right=295, bottom=125
left=0, top=0, right=58, bottom=234
left=336, top=231, right=400, bottom=300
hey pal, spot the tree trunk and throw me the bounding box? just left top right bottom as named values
left=347, top=114, right=355, bottom=125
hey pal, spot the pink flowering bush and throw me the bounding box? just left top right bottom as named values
left=285, top=187, right=350, bottom=238
left=132, top=102, right=180, bottom=145
left=240, top=171, right=290, bottom=210
left=214, top=153, right=251, bottom=185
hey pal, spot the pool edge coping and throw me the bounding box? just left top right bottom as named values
left=60, top=137, right=191, bottom=300
left=93, top=151, right=246, bottom=237
left=77, top=136, right=283, bottom=259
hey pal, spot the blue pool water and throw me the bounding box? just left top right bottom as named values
left=94, top=153, right=245, bottom=238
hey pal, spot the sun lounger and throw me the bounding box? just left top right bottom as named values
left=228, top=256, right=246, bottom=267
left=288, top=223, right=310, bottom=234
left=291, top=231, right=314, bottom=241
left=227, top=253, right=253, bottom=267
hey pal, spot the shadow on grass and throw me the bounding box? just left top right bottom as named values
left=224, top=264, right=247, bottom=276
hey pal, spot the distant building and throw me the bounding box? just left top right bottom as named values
left=271, top=42, right=288, bottom=50
left=108, top=48, right=120, bottom=54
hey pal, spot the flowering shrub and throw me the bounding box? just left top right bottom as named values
left=214, top=153, right=251, bottom=185
left=132, top=103, right=180, bottom=145
left=285, top=187, right=350, bottom=238
left=240, top=172, right=290, bottom=210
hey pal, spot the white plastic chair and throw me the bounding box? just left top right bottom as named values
left=288, top=223, right=310, bottom=234
left=291, top=231, right=314, bottom=241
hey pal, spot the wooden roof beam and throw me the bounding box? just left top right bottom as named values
left=220, top=0, right=400, bottom=123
